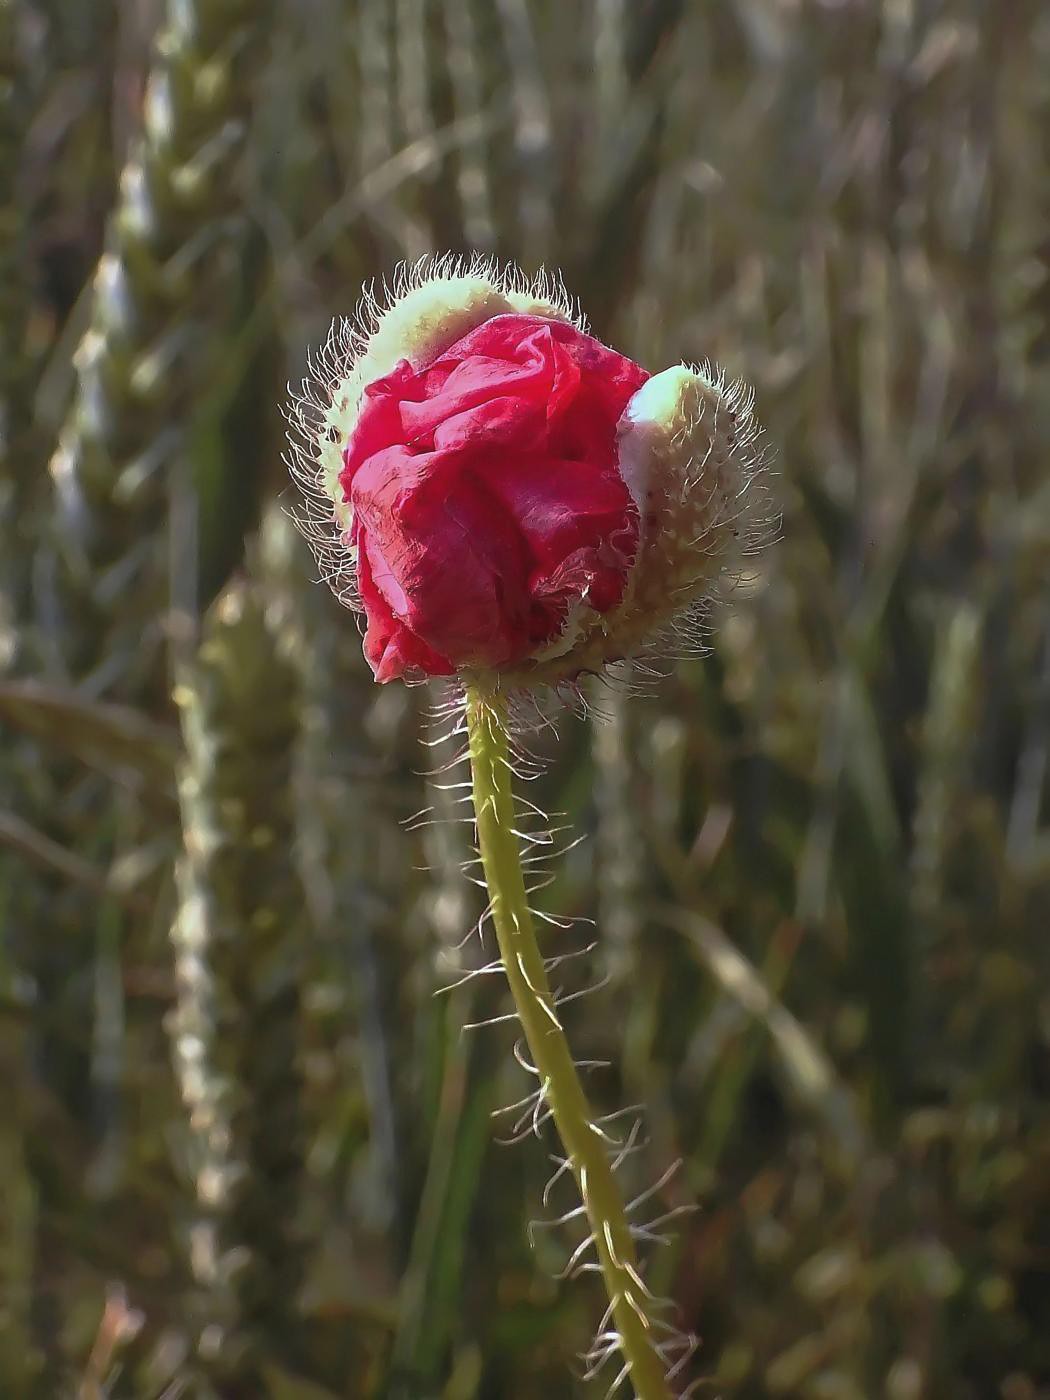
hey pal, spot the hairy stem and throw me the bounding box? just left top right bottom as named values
left=465, top=688, right=672, bottom=1400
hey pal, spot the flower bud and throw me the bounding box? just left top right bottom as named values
left=289, top=257, right=770, bottom=688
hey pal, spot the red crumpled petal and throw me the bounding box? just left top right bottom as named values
left=341, top=314, right=649, bottom=682
left=356, top=530, right=455, bottom=682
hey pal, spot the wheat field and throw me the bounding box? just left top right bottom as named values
left=1, top=1, right=1048, bottom=1396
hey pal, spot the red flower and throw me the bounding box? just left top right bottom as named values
left=340, top=314, right=649, bottom=683
left=289, top=258, right=771, bottom=688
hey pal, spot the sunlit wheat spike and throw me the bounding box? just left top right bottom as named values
left=48, top=0, right=267, bottom=700
left=168, top=582, right=306, bottom=1388
left=262, top=509, right=420, bottom=1282
left=20, top=6, right=271, bottom=1389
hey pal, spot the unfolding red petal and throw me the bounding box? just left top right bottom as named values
left=339, top=312, right=649, bottom=681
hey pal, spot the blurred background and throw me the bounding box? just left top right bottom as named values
left=2, top=0, right=1049, bottom=1396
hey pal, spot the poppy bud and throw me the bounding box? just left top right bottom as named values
left=290, top=257, right=770, bottom=687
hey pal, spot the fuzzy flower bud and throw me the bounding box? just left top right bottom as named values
left=289, top=256, right=771, bottom=687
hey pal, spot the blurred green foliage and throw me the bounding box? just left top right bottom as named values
left=1, top=1, right=1049, bottom=1396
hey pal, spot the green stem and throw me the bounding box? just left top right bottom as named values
left=465, top=688, right=672, bottom=1400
